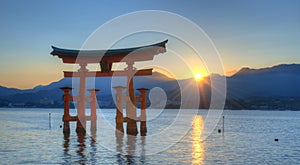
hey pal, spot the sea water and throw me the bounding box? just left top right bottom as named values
left=0, top=108, right=299, bottom=164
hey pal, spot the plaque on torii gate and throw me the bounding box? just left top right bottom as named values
left=51, top=40, right=168, bottom=135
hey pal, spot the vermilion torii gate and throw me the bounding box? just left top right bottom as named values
left=50, top=40, right=168, bottom=136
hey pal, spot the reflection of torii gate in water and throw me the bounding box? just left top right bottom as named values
left=50, top=40, right=168, bottom=136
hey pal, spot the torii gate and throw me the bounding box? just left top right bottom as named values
left=50, top=40, right=168, bottom=136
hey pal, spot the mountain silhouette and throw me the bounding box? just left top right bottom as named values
left=227, top=64, right=300, bottom=99
left=0, top=64, right=299, bottom=109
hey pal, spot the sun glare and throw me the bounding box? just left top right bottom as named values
left=194, top=73, right=203, bottom=81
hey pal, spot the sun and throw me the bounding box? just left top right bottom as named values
left=194, top=73, right=203, bottom=81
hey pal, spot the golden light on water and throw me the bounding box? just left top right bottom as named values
left=192, top=116, right=204, bottom=164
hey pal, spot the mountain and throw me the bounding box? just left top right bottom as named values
left=0, top=72, right=182, bottom=108
left=0, top=86, right=22, bottom=97
left=0, top=64, right=300, bottom=110
left=227, top=64, right=300, bottom=99
left=233, top=64, right=300, bottom=76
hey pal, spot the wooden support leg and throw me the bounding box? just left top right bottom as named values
left=91, top=120, right=97, bottom=132
left=76, top=63, right=87, bottom=134
left=76, top=121, right=85, bottom=134
left=89, top=89, right=99, bottom=132
left=126, top=61, right=138, bottom=136
left=137, top=88, right=149, bottom=136
left=126, top=92, right=138, bottom=135
left=60, top=87, right=72, bottom=134
left=63, top=130, right=70, bottom=150
left=63, top=121, right=70, bottom=134
left=113, top=86, right=125, bottom=133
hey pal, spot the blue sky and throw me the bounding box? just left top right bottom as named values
left=0, top=0, right=299, bottom=89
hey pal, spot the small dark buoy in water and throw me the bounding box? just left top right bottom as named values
left=60, top=125, right=62, bottom=128
left=218, top=129, right=221, bottom=133
left=274, top=138, right=279, bottom=142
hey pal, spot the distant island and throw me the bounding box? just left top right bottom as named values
left=0, top=64, right=300, bottom=110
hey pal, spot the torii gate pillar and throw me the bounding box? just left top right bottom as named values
left=137, top=88, right=149, bottom=136
left=113, top=86, right=125, bottom=133
left=89, top=89, right=99, bottom=132
left=76, top=63, right=88, bottom=134
left=126, top=61, right=138, bottom=136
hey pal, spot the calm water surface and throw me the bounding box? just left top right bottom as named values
left=0, top=108, right=299, bottom=164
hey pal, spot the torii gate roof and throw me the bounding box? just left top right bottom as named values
left=51, top=40, right=168, bottom=64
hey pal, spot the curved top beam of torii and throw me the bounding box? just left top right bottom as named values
left=50, top=40, right=168, bottom=64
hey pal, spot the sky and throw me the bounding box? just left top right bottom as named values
left=0, top=0, right=299, bottom=89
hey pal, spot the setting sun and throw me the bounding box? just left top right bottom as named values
left=194, top=73, right=203, bottom=81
